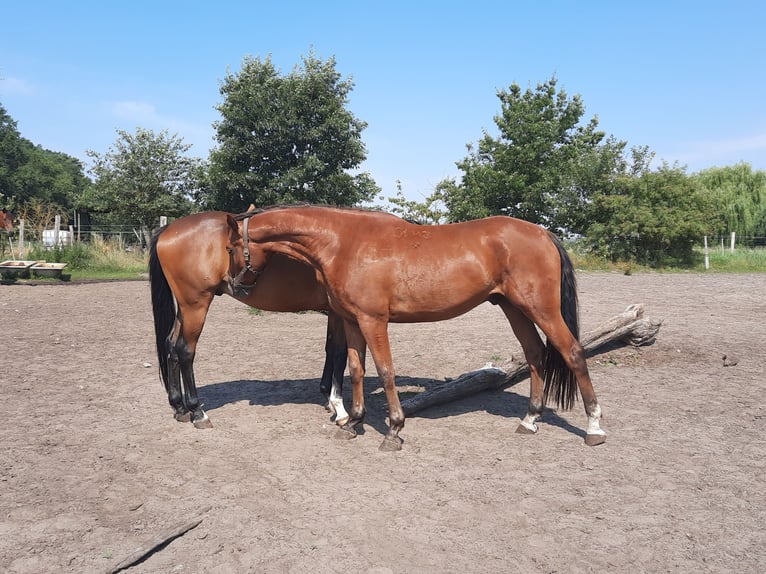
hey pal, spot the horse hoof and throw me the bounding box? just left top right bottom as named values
left=334, top=426, right=357, bottom=440
left=193, top=417, right=213, bottom=429
left=379, top=436, right=403, bottom=452
left=335, top=416, right=350, bottom=427
left=515, top=423, right=537, bottom=435
left=174, top=412, right=191, bottom=423
left=585, top=433, right=606, bottom=446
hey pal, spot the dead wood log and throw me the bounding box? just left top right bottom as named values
left=400, top=304, right=661, bottom=416
left=105, top=505, right=211, bottom=574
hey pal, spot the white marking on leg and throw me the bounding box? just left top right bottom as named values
left=329, top=384, right=349, bottom=426
left=520, top=413, right=539, bottom=433
left=586, top=404, right=606, bottom=436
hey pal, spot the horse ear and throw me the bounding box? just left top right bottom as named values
left=225, top=214, right=241, bottom=240
left=247, top=203, right=256, bottom=212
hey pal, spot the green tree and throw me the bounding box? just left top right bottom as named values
left=1, top=103, right=88, bottom=212
left=83, top=128, right=200, bottom=243
left=383, top=180, right=448, bottom=224
left=694, top=163, right=766, bottom=239
left=0, top=103, right=28, bottom=208
left=587, top=162, right=712, bottom=265
left=440, top=76, right=623, bottom=233
left=205, top=52, right=379, bottom=211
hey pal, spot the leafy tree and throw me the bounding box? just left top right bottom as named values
left=1, top=103, right=89, bottom=213
left=440, top=76, right=623, bottom=233
left=205, top=52, right=379, bottom=211
left=382, top=180, right=448, bottom=224
left=586, top=162, right=713, bottom=265
left=0, top=103, right=28, bottom=208
left=83, top=128, right=200, bottom=244
left=694, top=163, right=766, bottom=239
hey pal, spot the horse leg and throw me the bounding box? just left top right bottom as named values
left=552, top=328, right=606, bottom=446
left=497, top=300, right=547, bottom=435
left=321, top=311, right=350, bottom=425
left=174, top=300, right=214, bottom=429
left=355, top=317, right=404, bottom=452
left=165, top=314, right=191, bottom=422
left=334, top=320, right=366, bottom=439
left=537, top=316, right=606, bottom=446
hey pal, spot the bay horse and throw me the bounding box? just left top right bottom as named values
left=149, top=210, right=350, bottom=428
left=1, top=209, right=13, bottom=233
left=228, top=205, right=606, bottom=451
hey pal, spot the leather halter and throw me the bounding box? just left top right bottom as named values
left=228, top=215, right=261, bottom=298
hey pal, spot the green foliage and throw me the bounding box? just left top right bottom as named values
left=704, top=246, right=766, bottom=272
left=440, top=76, right=625, bottom=233
left=694, top=163, right=766, bottom=237
left=83, top=128, right=200, bottom=241
left=26, top=242, right=92, bottom=269
left=205, top=51, right=379, bottom=211
left=1, top=102, right=89, bottom=211
left=586, top=164, right=713, bottom=265
left=382, top=181, right=448, bottom=224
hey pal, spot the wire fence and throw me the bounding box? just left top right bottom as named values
left=706, top=235, right=766, bottom=250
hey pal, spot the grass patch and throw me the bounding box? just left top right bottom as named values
left=19, top=235, right=148, bottom=281
left=568, top=242, right=766, bottom=273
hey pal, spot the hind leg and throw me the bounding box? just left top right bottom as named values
left=498, top=300, right=547, bottom=435
left=165, top=315, right=191, bottom=422
left=174, top=300, right=214, bottom=429
left=538, top=317, right=606, bottom=446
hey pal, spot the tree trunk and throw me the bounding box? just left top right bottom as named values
left=400, top=304, right=661, bottom=416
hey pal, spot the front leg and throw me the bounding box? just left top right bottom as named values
left=356, top=317, right=404, bottom=452
left=334, top=321, right=366, bottom=439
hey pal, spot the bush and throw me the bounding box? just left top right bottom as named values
left=26, top=242, right=93, bottom=269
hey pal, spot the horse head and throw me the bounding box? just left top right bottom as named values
left=225, top=213, right=269, bottom=297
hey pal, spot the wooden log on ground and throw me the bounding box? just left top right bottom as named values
left=400, top=304, right=661, bottom=416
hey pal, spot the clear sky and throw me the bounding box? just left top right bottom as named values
left=2, top=1, right=765, bottom=202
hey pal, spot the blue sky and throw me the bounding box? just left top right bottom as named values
left=2, top=1, right=765, bottom=202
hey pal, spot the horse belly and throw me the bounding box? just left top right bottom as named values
left=387, top=274, right=493, bottom=323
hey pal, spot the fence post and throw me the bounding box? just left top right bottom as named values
left=704, top=236, right=709, bottom=270
left=730, top=232, right=736, bottom=253
left=18, top=219, right=25, bottom=258
left=160, top=215, right=167, bottom=227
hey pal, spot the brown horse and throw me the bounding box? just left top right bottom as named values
left=1, top=209, right=13, bottom=233
left=228, top=205, right=606, bottom=451
left=149, top=210, right=350, bottom=428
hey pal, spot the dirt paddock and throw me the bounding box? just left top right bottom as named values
left=2, top=272, right=765, bottom=573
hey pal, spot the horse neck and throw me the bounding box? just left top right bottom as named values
left=252, top=209, right=339, bottom=268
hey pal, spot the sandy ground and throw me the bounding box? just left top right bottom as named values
left=1, top=272, right=765, bottom=573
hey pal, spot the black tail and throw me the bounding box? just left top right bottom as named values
left=149, top=227, right=175, bottom=392
left=542, top=232, right=579, bottom=410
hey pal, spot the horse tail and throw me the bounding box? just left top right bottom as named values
left=542, top=232, right=579, bottom=411
left=149, top=227, right=175, bottom=392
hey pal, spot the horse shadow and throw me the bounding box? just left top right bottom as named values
left=199, top=373, right=585, bottom=440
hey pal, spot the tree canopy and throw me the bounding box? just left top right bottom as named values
left=1, top=103, right=89, bottom=212
left=205, top=52, right=379, bottom=212
left=83, top=128, right=200, bottom=241
left=694, top=163, right=766, bottom=239
left=438, top=76, right=623, bottom=234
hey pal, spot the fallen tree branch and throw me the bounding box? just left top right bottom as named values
left=106, top=505, right=212, bottom=574
left=401, top=304, right=661, bottom=416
